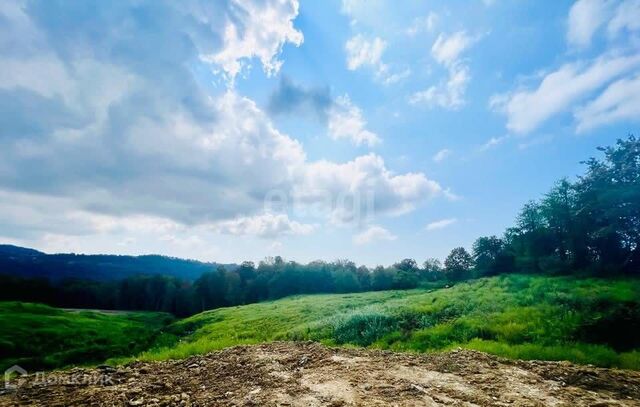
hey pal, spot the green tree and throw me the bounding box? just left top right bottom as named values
left=371, top=266, right=394, bottom=290
left=422, top=258, right=443, bottom=281
left=472, top=236, right=505, bottom=277
left=576, top=136, right=640, bottom=272
left=444, top=247, right=473, bottom=281
left=392, top=259, right=420, bottom=289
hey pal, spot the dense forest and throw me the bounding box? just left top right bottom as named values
left=0, top=136, right=638, bottom=317
left=0, top=245, right=231, bottom=281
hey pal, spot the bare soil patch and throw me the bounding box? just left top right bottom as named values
left=2, top=342, right=639, bottom=406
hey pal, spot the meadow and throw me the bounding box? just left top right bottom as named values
left=0, top=302, right=173, bottom=371
left=129, top=274, right=640, bottom=369
left=3, top=274, right=639, bottom=372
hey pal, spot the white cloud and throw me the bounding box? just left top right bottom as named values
left=295, top=154, right=446, bottom=224
left=567, top=0, right=612, bottom=47
left=490, top=54, right=640, bottom=134
left=575, top=74, right=640, bottom=132
left=213, top=213, right=316, bottom=239
left=608, top=0, right=640, bottom=37
left=353, top=225, right=397, bottom=245
left=407, top=12, right=438, bottom=36
left=425, top=218, right=457, bottom=231
left=567, top=0, right=640, bottom=48
left=492, top=0, right=640, bottom=136
left=0, top=0, right=450, bottom=244
left=479, top=135, right=508, bottom=151
left=432, top=149, right=452, bottom=162
left=340, top=0, right=387, bottom=28
left=200, top=0, right=303, bottom=81
left=382, top=68, right=412, bottom=85
left=345, top=34, right=387, bottom=71
left=410, top=31, right=477, bottom=110
left=344, top=34, right=410, bottom=85
left=327, top=95, right=381, bottom=147
left=409, top=64, right=470, bottom=109
left=431, top=31, right=474, bottom=67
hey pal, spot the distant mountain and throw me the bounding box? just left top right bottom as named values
left=0, top=244, right=44, bottom=257
left=0, top=244, right=236, bottom=281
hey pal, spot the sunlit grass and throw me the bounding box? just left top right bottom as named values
left=126, top=274, right=640, bottom=369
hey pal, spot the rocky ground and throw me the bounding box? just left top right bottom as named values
left=2, top=342, right=639, bottom=406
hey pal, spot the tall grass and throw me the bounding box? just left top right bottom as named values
left=127, top=274, right=640, bottom=369
left=0, top=302, right=173, bottom=371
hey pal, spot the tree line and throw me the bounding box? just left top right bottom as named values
left=0, top=136, right=637, bottom=316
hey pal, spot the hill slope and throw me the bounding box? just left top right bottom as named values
left=0, top=244, right=234, bottom=281
left=0, top=302, right=173, bottom=370
left=132, top=274, right=640, bottom=369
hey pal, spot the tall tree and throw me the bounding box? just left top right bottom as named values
left=444, top=247, right=473, bottom=281
left=422, top=258, right=443, bottom=281
left=576, top=136, right=640, bottom=272
left=472, top=236, right=505, bottom=277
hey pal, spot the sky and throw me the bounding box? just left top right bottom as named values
left=0, top=0, right=639, bottom=266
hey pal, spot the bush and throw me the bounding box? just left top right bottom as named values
left=332, top=312, right=397, bottom=346
left=409, top=319, right=493, bottom=351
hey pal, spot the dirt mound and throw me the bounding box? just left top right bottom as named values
left=2, top=342, right=639, bottom=406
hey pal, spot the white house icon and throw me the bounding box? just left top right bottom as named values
left=4, top=365, right=28, bottom=390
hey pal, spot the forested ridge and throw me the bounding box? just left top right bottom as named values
left=1, top=136, right=638, bottom=317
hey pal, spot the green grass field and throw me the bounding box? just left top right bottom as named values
left=129, top=274, right=640, bottom=369
left=3, top=274, right=639, bottom=371
left=0, top=302, right=173, bottom=371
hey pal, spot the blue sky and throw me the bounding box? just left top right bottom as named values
left=0, top=0, right=639, bottom=266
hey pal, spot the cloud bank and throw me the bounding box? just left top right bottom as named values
left=0, top=0, right=446, bottom=244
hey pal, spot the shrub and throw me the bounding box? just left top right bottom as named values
left=332, top=312, right=397, bottom=346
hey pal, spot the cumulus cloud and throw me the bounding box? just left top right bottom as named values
left=0, top=1, right=448, bottom=242
left=267, top=79, right=380, bottom=147
left=213, top=213, right=316, bottom=239
left=344, top=34, right=411, bottom=85
left=425, top=218, right=457, bottom=231
left=0, top=1, right=304, bottom=225
left=431, top=31, right=475, bottom=67
left=327, top=95, right=381, bottom=147
left=490, top=54, right=640, bottom=134
left=346, top=34, right=387, bottom=71
left=353, top=225, right=397, bottom=245
left=409, top=64, right=470, bottom=109
left=295, top=154, right=445, bottom=224
left=340, top=1, right=411, bottom=85
left=199, top=0, right=303, bottom=80
left=410, top=31, right=477, bottom=109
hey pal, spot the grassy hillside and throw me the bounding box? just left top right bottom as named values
left=130, top=274, right=640, bottom=369
left=0, top=302, right=173, bottom=371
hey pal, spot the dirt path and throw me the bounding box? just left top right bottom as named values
left=2, top=342, right=639, bottom=406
